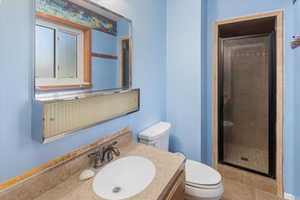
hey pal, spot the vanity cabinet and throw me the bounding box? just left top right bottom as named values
left=164, top=171, right=185, bottom=200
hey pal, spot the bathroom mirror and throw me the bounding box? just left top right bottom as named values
left=34, top=0, right=132, bottom=94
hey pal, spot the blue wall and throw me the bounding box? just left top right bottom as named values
left=201, top=0, right=208, bottom=164
left=117, top=18, right=130, bottom=37
left=293, top=1, right=300, bottom=199
left=92, top=57, right=119, bottom=90
left=166, top=0, right=202, bottom=161
left=92, top=30, right=119, bottom=90
left=0, top=0, right=166, bottom=182
left=202, top=0, right=297, bottom=196
left=92, top=30, right=117, bottom=55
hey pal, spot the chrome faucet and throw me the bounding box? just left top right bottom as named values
left=88, top=141, right=120, bottom=168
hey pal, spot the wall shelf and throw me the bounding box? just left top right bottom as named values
left=33, top=89, right=140, bottom=143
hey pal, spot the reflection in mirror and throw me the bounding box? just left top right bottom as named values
left=34, top=0, right=132, bottom=94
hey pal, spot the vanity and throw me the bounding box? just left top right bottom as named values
left=0, top=130, right=185, bottom=200
left=34, top=141, right=185, bottom=200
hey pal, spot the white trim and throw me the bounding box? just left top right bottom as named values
left=36, top=79, right=87, bottom=86
left=284, top=193, right=296, bottom=200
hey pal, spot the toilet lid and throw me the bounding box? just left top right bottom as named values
left=185, top=160, right=221, bottom=186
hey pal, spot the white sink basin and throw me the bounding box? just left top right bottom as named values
left=93, top=156, right=156, bottom=200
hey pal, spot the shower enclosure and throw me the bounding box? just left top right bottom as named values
left=218, top=33, right=276, bottom=178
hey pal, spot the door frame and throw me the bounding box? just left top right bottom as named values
left=212, top=10, right=284, bottom=197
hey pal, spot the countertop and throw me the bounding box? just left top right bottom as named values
left=33, top=142, right=186, bottom=200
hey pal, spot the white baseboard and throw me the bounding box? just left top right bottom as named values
left=284, top=193, right=295, bottom=200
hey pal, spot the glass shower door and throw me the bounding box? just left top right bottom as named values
left=218, top=34, right=276, bottom=177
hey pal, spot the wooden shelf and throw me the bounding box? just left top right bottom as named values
left=92, top=52, right=118, bottom=60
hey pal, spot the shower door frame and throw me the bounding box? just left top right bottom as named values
left=218, top=33, right=277, bottom=178
left=211, top=10, right=284, bottom=198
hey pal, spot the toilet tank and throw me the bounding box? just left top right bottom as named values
left=139, top=122, right=171, bottom=151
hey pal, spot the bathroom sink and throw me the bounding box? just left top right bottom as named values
left=92, top=156, right=156, bottom=200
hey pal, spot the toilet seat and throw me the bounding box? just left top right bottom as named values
left=185, top=183, right=224, bottom=199
left=185, top=159, right=222, bottom=186
left=185, top=160, right=223, bottom=199
left=186, top=182, right=222, bottom=189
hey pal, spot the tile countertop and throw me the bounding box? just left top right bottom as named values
left=33, top=142, right=186, bottom=200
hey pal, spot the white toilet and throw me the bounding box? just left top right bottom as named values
left=139, top=122, right=224, bottom=200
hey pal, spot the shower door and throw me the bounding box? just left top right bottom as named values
left=218, top=34, right=276, bottom=178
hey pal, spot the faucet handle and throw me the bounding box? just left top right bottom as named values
left=88, top=149, right=101, bottom=158
left=108, top=141, right=118, bottom=148
left=88, top=149, right=103, bottom=168
left=101, top=141, right=120, bottom=162
left=108, top=141, right=120, bottom=156
left=107, top=151, right=114, bottom=162
left=88, top=141, right=120, bottom=169
left=111, top=146, right=120, bottom=156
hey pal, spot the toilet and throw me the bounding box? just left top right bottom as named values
left=139, top=122, right=224, bottom=200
